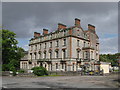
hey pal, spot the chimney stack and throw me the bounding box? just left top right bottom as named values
left=88, top=24, right=95, bottom=30
left=58, top=23, right=66, bottom=30
left=75, top=18, right=80, bottom=27
left=34, top=32, right=41, bottom=38
left=43, top=29, right=48, bottom=35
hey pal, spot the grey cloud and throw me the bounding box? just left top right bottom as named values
left=2, top=2, right=118, bottom=53
left=2, top=2, right=118, bottom=37
left=100, top=37, right=118, bottom=54
left=0, top=2, right=2, bottom=28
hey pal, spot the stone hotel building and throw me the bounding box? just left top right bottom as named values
left=20, top=18, right=100, bottom=71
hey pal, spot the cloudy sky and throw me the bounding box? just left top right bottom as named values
left=2, top=2, right=118, bottom=54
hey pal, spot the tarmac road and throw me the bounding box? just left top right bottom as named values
left=2, top=73, right=120, bottom=89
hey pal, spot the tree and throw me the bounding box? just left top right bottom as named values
left=2, top=29, right=25, bottom=71
left=100, top=53, right=119, bottom=66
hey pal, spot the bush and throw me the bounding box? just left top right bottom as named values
left=10, top=66, right=16, bottom=76
left=17, top=69, right=25, bottom=73
left=12, top=71, right=16, bottom=76
left=31, top=66, right=48, bottom=76
left=2, top=64, right=9, bottom=71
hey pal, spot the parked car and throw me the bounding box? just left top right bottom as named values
left=99, top=70, right=103, bottom=75
left=89, top=70, right=94, bottom=75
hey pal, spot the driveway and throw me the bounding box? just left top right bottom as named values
left=2, top=73, right=119, bottom=89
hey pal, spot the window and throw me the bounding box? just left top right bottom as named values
left=77, top=51, right=80, bottom=59
left=91, top=51, right=93, bottom=59
left=40, top=63, right=43, bottom=67
left=64, top=30, right=66, bottom=36
left=31, top=46, right=33, bottom=51
left=30, top=53, right=32, bottom=60
left=96, top=53, right=98, bottom=59
left=56, top=51, right=59, bottom=58
left=77, top=40, right=79, bottom=46
left=62, top=63, right=64, bottom=69
left=63, top=49, right=66, bottom=59
left=23, top=62, right=27, bottom=69
left=45, top=64, right=47, bottom=68
left=39, top=53, right=41, bottom=59
left=56, top=40, right=59, bottom=47
left=49, top=52, right=52, bottom=59
left=73, top=63, right=75, bottom=71
left=65, top=63, right=67, bottom=71
left=88, top=43, right=89, bottom=47
left=56, top=63, right=58, bottom=69
left=96, top=45, right=98, bottom=50
left=45, top=43, right=46, bottom=49
left=40, top=44, right=41, bottom=49
left=85, top=51, right=89, bottom=59
left=63, top=39, right=66, bottom=46
left=84, top=42, right=85, bottom=47
left=85, top=51, right=87, bottom=59
left=34, top=53, right=36, bottom=60
left=35, top=45, right=37, bottom=50
left=50, top=34, right=52, bottom=39
left=48, top=64, right=50, bottom=71
left=50, top=42, right=52, bottom=48
left=51, top=63, right=52, bottom=71
left=44, top=52, right=46, bottom=58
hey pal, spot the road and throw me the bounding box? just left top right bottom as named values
left=2, top=73, right=120, bottom=89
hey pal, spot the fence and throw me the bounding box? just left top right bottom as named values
left=48, top=71, right=81, bottom=76
left=2, top=70, right=104, bottom=76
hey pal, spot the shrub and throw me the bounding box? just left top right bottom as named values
left=31, top=66, right=48, bottom=76
left=2, top=64, right=9, bottom=71
left=12, top=71, right=16, bottom=76
left=10, top=66, right=16, bottom=76
left=17, top=69, right=25, bottom=73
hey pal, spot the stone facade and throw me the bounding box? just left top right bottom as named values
left=20, top=18, right=100, bottom=71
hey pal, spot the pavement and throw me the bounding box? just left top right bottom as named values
left=2, top=73, right=120, bottom=89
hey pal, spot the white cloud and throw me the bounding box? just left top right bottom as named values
left=23, top=44, right=29, bottom=51
left=100, top=36, right=118, bottom=54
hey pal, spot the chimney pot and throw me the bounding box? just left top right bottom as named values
left=34, top=32, right=40, bottom=37
left=43, top=29, right=48, bottom=35
left=88, top=24, right=95, bottom=30
left=75, top=18, right=81, bottom=27
left=58, top=23, right=66, bottom=30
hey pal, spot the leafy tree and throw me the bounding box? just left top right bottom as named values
left=2, top=29, right=18, bottom=64
left=100, top=53, right=119, bottom=66
left=2, top=29, right=25, bottom=71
